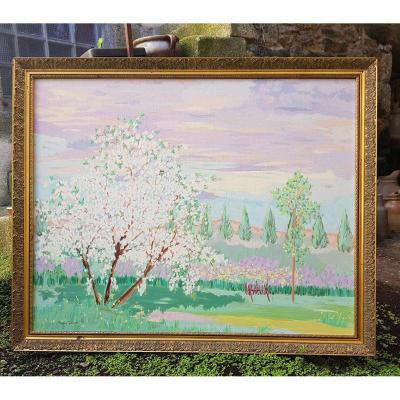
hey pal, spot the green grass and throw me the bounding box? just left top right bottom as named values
left=31, top=276, right=354, bottom=334
left=0, top=254, right=11, bottom=280
left=320, top=311, right=350, bottom=328
left=1, top=254, right=400, bottom=376
left=34, top=270, right=354, bottom=297
left=0, top=216, right=11, bottom=258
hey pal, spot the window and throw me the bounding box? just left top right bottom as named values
left=17, top=24, right=43, bottom=36
left=75, top=24, right=96, bottom=44
left=18, top=37, right=45, bottom=57
left=0, top=34, right=15, bottom=63
left=48, top=42, right=72, bottom=57
left=47, top=24, right=70, bottom=41
left=0, top=66, right=12, bottom=96
left=0, top=24, right=13, bottom=32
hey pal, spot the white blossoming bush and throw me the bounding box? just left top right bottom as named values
left=36, top=114, right=223, bottom=306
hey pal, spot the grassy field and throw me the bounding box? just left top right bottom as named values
left=30, top=231, right=356, bottom=335
left=32, top=279, right=354, bottom=335
left=1, top=254, right=400, bottom=376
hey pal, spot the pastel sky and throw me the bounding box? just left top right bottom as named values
left=34, top=78, right=356, bottom=232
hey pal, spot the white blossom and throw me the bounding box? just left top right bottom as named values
left=36, top=114, right=225, bottom=302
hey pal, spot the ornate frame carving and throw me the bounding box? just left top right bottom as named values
left=12, top=57, right=377, bottom=354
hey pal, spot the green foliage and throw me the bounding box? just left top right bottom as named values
left=0, top=255, right=11, bottom=281
left=272, top=171, right=319, bottom=264
left=312, top=214, right=328, bottom=249
left=219, top=205, right=233, bottom=240
left=337, top=210, right=354, bottom=252
left=238, top=207, right=252, bottom=241
left=263, top=208, right=277, bottom=245
left=97, top=38, right=103, bottom=49
left=0, top=216, right=12, bottom=257
left=33, top=272, right=356, bottom=297
left=200, top=204, right=213, bottom=240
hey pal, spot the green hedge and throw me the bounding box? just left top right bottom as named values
left=33, top=271, right=355, bottom=297
left=1, top=255, right=399, bottom=376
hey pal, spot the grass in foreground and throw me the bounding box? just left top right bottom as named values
left=32, top=279, right=354, bottom=335
left=1, top=255, right=399, bottom=376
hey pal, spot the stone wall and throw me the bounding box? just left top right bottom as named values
left=137, top=23, right=391, bottom=137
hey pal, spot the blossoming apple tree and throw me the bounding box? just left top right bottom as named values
left=35, top=174, right=114, bottom=304
left=36, top=114, right=223, bottom=307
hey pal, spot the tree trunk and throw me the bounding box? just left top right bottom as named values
left=104, top=243, right=122, bottom=304
left=291, top=255, right=296, bottom=303
left=112, top=245, right=170, bottom=308
left=104, top=258, right=119, bottom=304
left=112, top=261, right=153, bottom=308
left=82, top=257, right=101, bottom=305
left=112, top=276, right=144, bottom=308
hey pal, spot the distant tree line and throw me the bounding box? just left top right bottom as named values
left=200, top=201, right=353, bottom=254
left=199, top=172, right=354, bottom=306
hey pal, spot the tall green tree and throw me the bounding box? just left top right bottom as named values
left=220, top=205, right=233, bottom=240
left=272, top=171, right=319, bottom=303
left=263, top=208, right=277, bottom=245
left=239, top=206, right=252, bottom=241
left=337, top=210, right=354, bottom=252
left=200, top=203, right=213, bottom=240
left=312, top=213, right=328, bottom=249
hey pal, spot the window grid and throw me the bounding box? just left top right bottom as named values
left=16, top=24, right=43, bottom=36
left=46, top=24, right=71, bottom=41
left=0, top=24, right=100, bottom=98
left=0, top=33, right=16, bottom=63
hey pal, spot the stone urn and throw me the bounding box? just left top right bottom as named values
left=132, top=35, right=181, bottom=57
left=384, top=193, right=400, bottom=232
left=377, top=194, right=389, bottom=241
left=378, top=170, right=400, bottom=196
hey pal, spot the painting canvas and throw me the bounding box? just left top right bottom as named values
left=32, top=77, right=358, bottom=337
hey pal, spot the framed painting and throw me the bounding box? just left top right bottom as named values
left=12, top=57, right=376, bottom=355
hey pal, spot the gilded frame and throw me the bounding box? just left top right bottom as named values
left=11, top=57, right=377, bottom=355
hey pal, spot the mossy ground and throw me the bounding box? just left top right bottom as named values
left=1, top=255, right=399, bottom=376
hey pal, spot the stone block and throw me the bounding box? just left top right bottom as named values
left=379, top=83, right=392, bottom=116
left=170, top=24, right=232, bottom=39
left=377, top=49, right=393, bottom=84
left=230, top=24, right=259, bottom=40
left=180, top=36, right=247, bottom=57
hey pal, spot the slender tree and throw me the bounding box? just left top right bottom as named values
left=262, top=208, right=277, bottom=245
left=200, top=203, right=213, bottom=240
left=337, top=210, right=354, bottom=252
left=272, top=171, right=319, bottom=303
left=239, top=206, right=252, bottom=241
left=220, top=205, right=233, bottom=240
left=312, top=213, right=328, bottom=249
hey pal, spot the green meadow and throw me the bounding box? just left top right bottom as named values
left=32, top=278, right=354, bottom=336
